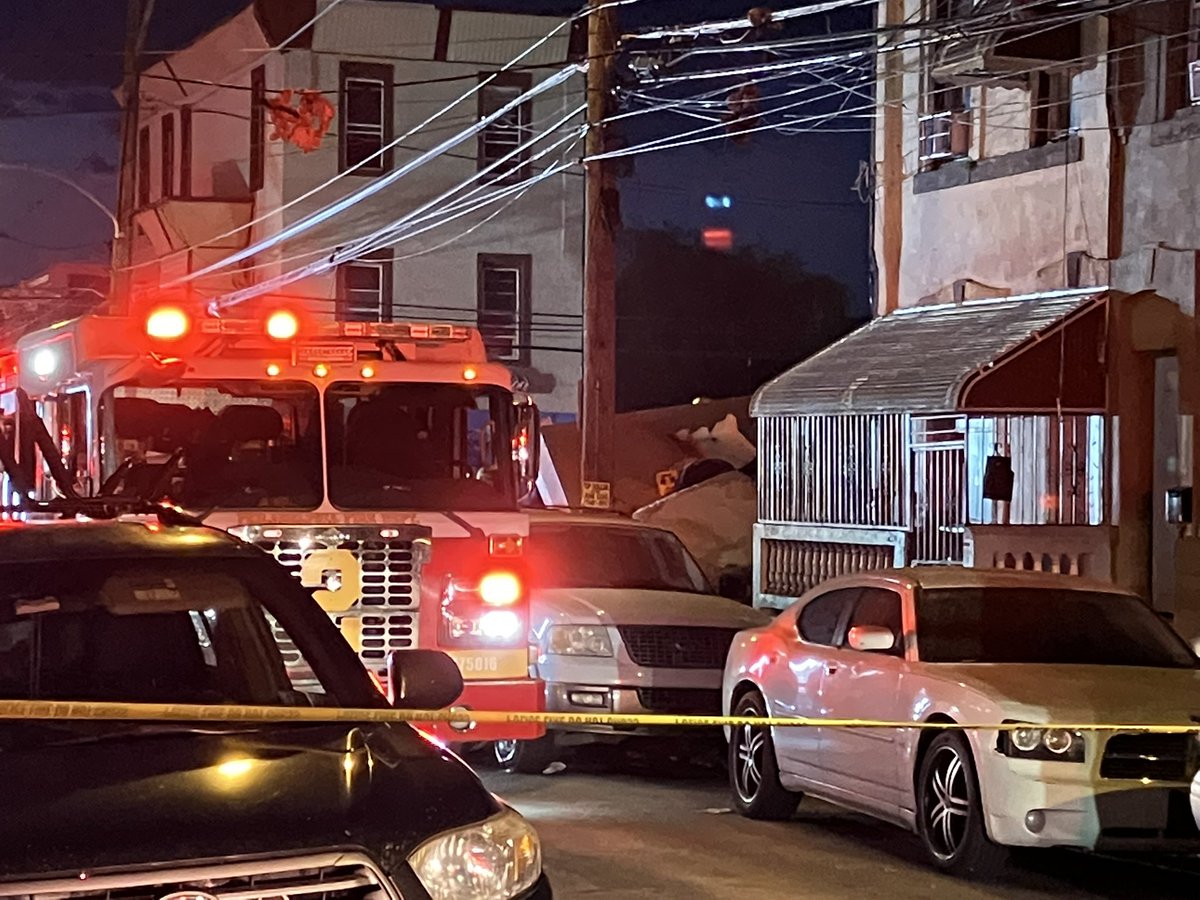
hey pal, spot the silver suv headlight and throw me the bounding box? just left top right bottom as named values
left=408, top=808, right=542, bottom=900
left=545, top=624, right=613, bottom=657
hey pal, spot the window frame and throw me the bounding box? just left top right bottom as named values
left=250, top=65, right=266, bottom=192
left=476, top=252, right=532, bottom=365
left=179, top=104, right=193, bottom=199
left=796, top=587, right=860, bottom=646
left=161, top=113, right=176, bottom=199
left=477, top=71, right=533, bottom=185
left=1030, top=69, right=1072, bottom=149
left=339, top=61, right=394, bottom=176
left=840, top=586, right=906, bottom=659
left=337, top=249, right=394, bottom=322
left=137, top=125, right=151, bottom=207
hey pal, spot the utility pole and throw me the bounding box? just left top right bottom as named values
left=110, top=0, right=156, bottom=315
left=580, top=0, right=618, bottom=509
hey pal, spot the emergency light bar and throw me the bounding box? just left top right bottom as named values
left=194, top=317, right=471, bottom=342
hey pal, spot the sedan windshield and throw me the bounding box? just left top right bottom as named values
left=325, top=381, right=515, bottom=510
left=0, top=558, right=333, bottom=705
left=527, top=523, right=711, bottom=593
left=102, top=381, right=322, bottom=510
left=916, top=588, right=1197, bottom=668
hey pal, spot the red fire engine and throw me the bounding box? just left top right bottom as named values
left=0, top=305, right=546, bottom=744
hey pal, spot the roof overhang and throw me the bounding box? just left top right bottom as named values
left=751, top=289, right=1109, bottom=418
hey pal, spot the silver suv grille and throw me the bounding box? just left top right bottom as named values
left=0, top=853, right=398, bottom=900
left=231, top=525, right=430, bottom=680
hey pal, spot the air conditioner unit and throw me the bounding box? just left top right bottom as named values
left=1189, top=59, right=1200, bottom=106
left=918, top=111, right=971, bottom=163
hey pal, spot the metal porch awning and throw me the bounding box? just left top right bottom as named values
left=751, top=289, right=1108, bottom=417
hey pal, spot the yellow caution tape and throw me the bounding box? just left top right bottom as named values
left=0, top=699, right=1198, bottom=734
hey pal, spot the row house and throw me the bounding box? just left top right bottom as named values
left=753, top=0, right=1200, bottom=637
left=125, top=0, right=585, bottom=416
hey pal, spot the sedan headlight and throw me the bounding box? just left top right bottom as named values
left=408, top=808, right=542, bottom=900
left=545, top=624, right=613, bottom=657
left=997, top=722, right=1085, bottom=763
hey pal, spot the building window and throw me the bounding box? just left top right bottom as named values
left=477, top=73, right=532, bottom=184
left=179, top=105, right=192, bottom=199
left=161, top=114, right=175, bottom=198
left=1030, top=70, right=1072, bottom=148
left=337, top=251, right=393, bottom=321
left=1155, top=1, right=1200, bottom=121
left=250, top=65, right=265, bottom=191
left=340, top=62, right=394, bottom=174
left=477, top=253, right=531, bottom=364
left=137, top=125, right=151, bottom=207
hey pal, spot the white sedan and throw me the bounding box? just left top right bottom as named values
left=493, top=511, right=769, bottom=772
left=722, top=568, right=1200, bottom=878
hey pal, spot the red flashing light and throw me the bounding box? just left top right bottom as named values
left=146, top=306, right=191, bottom=340
left=479, top=571, right=522, bottom=607
left=702, top=227, right=734, bottom=251
left=266, top=310, right=300, bottom=341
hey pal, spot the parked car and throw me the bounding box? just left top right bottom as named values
left=493, top=511, right=769, bottom=772
left=0, top=518, right=549, bottom=900
left=722, top=567, right=1200, bottom=879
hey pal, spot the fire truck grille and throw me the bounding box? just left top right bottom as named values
left=241, top=528, right=427, bottom=681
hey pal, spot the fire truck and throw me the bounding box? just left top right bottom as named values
left=0, top=304, right=546, bottom=745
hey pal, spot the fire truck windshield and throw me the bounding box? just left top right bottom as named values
left=100, top=381, right=322, bottom=509
left=324, top=381, right=515, bottom=511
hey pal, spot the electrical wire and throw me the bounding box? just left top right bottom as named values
left=125, top=6, right=596, bottom=277
left=178, top=63, right=580, bottom=287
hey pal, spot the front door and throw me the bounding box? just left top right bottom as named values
left=816, top=586, right=907, bottom=814
left=771, top=587, right=859, bottom=781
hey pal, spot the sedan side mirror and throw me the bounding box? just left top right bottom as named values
left=847, top=625, right=896, bottom=653
left=386, top=649, right=464, bottom=709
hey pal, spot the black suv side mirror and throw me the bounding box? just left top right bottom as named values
left=386, top=649, right=463, bottom=710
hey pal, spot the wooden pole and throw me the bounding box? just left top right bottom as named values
left=580, top=0, right=618, bottom=508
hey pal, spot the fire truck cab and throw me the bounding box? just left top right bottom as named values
left=1, top=305, right=545, bottom=743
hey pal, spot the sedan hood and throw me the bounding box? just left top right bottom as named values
left=0, top=722, right=499, bottom=879
left=531, top=587, right=770, bottom=630
left=933, top=664, right=1200, bottom=724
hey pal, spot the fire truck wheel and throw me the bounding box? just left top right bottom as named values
left=493, top=736, right=558, bottom=774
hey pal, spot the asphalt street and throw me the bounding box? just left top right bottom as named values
left=473, top=740, right=1200, bottom=899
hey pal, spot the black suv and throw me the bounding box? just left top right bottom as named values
left=0, top=519, right=550, bottom=900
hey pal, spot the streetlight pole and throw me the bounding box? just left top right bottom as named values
left=0, top=164, right=120, bottom=241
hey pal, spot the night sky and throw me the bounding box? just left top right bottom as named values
left=0, top=0, right=872, bottom=317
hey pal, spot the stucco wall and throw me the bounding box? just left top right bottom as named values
left=874, top=6, right=1113, bottom=309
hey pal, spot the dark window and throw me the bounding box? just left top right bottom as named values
left=843, top=587, right=904, bottom=658
left=250, top=66, right=265, bottom=192
left=324, top=382, right=516, bottom=511
left=434, top=9, right=452, bottom=62
left=0, top=556, right=382, bottom=708
left=915, top=587, right=1198, bottom=667
left=1030, top=70, right=1072, bottom=148
left=161, top=114, right=175, bottom=199
left=337, top=250, right=393, bottom=322
left=137, top=125, right=151, bottom=207
left=340, top=62, right=394, bottom=174
left=101, top=380, right=322, bottom=511
left=477, top=253, right=531, bottom=364
left=477, top=73, right=532, bottom=184
left=797, top=588, right=858, bottom=645
left=1158, top=1, right=1200, bottom=121
left=179, top=105, right=192, bottom=199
